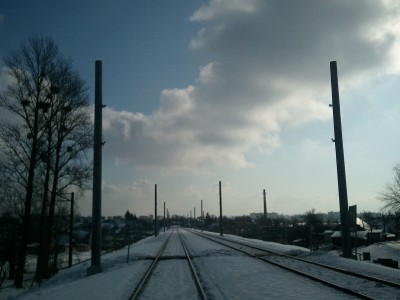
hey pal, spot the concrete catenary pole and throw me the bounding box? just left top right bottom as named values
left=155, top=184, right=158, bottom=237
left=201, top=200, right=204, bottom=232
left=167, top=208, right=169, bottom=230
left=219, top=181, right=223, bottom=236
left=68, top=192, right=74, bottom=268
left=330, top=61, right=352, bottom=258
left=263, top=189, right=267, bottom=220
left=163, top=201, right=166, bottom=232
left=88, top=60, right=104, bottom=275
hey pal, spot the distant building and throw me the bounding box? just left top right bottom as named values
left=330, top=218, right=395, bottom=247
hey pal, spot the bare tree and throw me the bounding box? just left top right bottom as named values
left=37, top=62, right=92, bottom=280
left=379, top=164, right=400, bottom=213
left=303, top=209, right=323, bottom=249
left=0, top=36, right=92, bottom=287
left=0, top=163, right=23, bottom=282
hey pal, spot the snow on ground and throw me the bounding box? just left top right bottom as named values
left=362, top=241, right=400, bottom=262
left=140, top=260, right=198, bottom=300
left=181, top=231, right=352, bottom=299
left=1, top=234, right=166, bottom=300
left=210, top=231, right=311, bottom=256
left=1, top=229, right=399, bottom=299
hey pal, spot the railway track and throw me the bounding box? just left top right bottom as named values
left=187, top=229, right=400, bottom=300
left=129, top=229, right=207, bottom=300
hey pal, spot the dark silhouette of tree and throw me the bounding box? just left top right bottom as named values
left=37, top=53, right=92, bottom=280
left=379, top=164, right=400, bottom=213
left=303, top=208, right=323, bottom=249
left=303, top=209, right=323, bottom=227
left=0, top=212, right=19, bottom=283
left=0, top=36, right=92, bottom=287
left=204, top=212, right=212, bottom=228
left=125, top=210, right=135, bottom=222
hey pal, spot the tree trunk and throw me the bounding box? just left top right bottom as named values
left=14, top=107, right=40, bottom=288
left=42, top=137, right=63, bottom=278
left=35, top=125, right=53, bottom=281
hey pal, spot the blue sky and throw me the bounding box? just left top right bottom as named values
left=1, top=0, right=400, bottom=217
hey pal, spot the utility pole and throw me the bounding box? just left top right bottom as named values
left=167, top=209, right=170, bottom=230
left=330, top=61, right=352, bottom=258
left=263, top=189, right=267, bottom=220
left=201, top=200, right=204, bottom=232
left=154, top=184, right=158, bottom=237
left=68, top=192, right=74, bottom=268
left=194, top=207, right=196, bottom=229
left=163, top=201, right=166, bottom=232
left=219, top=181, right=223, bottom=236
left=88, top=60, right=104, bottom=276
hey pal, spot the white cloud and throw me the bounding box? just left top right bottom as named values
left=81, top=180, right=156, bottom=216
left=103, top=0, right=400, bottom=175
left=190, top=0, right=258, bottom=22
left=197, top=63, right=219, bottom=84
left=190, top=0, right=400, bottom=84
left=300, top=138, right=325, bottom=155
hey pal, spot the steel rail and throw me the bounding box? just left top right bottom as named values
left=177, top=229, right=208, bottom=300
left=186, top=229, right=388, bottom=300
left=129, top=229, right=174, bottom=300
left=208, top=232, right=400, bottom=289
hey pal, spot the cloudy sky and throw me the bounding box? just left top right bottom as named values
left=1, top=0, right=400, bottom=217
